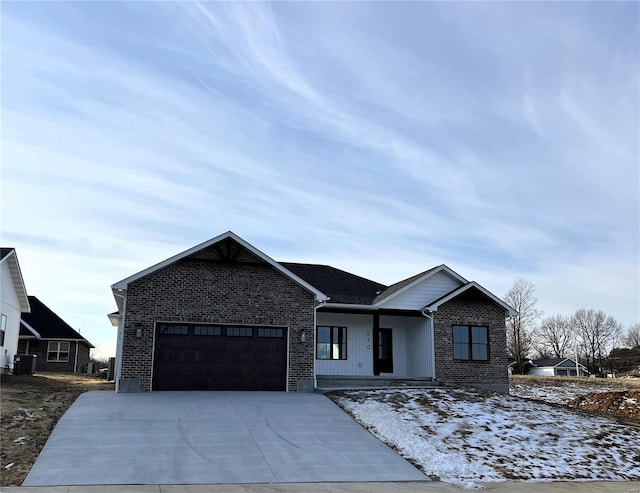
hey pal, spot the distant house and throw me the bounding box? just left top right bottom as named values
left=19, top=296, right=94, bottom=373
left=527, top=358, right=589, bottom=377
left=0, top=248, right=31, bottom=374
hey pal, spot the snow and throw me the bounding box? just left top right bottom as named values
left=332, top=387, right=640, bottom=488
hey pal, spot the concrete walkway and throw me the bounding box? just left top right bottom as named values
left=24, top=391, right=426, bottom=486
left=5, top=481, right=640, bottom=492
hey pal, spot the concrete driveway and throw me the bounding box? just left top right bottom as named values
left=24, top=391, right=427, bottom=486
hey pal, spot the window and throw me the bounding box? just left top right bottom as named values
left=193, top=325, right=221, bottom=336
left=317, top=326, right=347, bottom=360
left=227, top=327, right=253, bottom=337
left=257, top=328, right=283, bottom=338
left=158, top=324, right=188, bottom=335
left=0, top=314, right=6, bottom=346
left=47, top=341, right=70, bottom=362
left=453, top=325, right=489, bottom=361
left=17, top=340, right=29, bottom=354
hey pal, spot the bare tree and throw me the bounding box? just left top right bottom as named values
left=623, top=323, right=640, bottom=348
left=534, top=315, right=574, bottom=359
left=504, top=279, right=542, bottom=374
left=572, top=308, right=621, bottom=374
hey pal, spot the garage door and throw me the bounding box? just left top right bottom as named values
left=152, top=323, right=287, bottom=391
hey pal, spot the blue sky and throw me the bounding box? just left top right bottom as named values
left=1, top=2, right=638, bottom=358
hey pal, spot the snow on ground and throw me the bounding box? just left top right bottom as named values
left=331, top=388, right=640, bottom=488
left=509, top=380, right=625, bottom=405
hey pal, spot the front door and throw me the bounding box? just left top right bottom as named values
left=373, top=328, right=393, bottom=375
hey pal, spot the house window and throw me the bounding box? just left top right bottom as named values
left=0, top=314, right=6, bottom=346
left=47, top=341, right=70, bottom=362
left=453, top=325, right=489, bottom=361
left=317, top=326, right=347, bottom=360
left=17, top=340, right=29, bottom=354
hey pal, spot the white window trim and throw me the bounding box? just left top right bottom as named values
left=47, top=341, right=71, bottom=362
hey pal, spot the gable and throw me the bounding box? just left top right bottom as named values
left=0, top=248, right=30, bottom=313
left=377, top=270, right=464, bottom=310
left=112, top=232, right=327, bottom=304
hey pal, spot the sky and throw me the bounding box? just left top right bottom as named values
left=1, top=1, right=638, bottom=359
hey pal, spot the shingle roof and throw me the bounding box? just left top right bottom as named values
left=279, top=263, right=387, bottom=305
left=20, top=296, right=94, bottom=347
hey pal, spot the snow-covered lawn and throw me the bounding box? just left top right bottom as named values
left=331, top=387, right=640, bottom=488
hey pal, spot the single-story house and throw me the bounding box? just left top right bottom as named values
left=0, top=248, right=31, bottom=374
left=19, top=296, right=94, bottom=373
left=527, top=358, right=589, bottom=377
left=110, top=231, right=516, bottom=393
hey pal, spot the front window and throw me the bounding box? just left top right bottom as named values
left=316, top=326, right=347, bottom=360
left=0, top=314, right=6, bottom=346
left=47, top=341, right=70, bottom=362
left=453, top=325, right=489, bottom=361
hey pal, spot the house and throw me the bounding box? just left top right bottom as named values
left=110, top=231, right=516, bottom=393
left=0, top=248, right=31, bottom=374
left=19, top=296, right=94, bottom=373
left=527, top=358, right=589, bottom=377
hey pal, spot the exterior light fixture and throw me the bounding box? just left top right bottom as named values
left=300, top=330, right=306, bottom=342
left=136, top=324, right=142, bottom=338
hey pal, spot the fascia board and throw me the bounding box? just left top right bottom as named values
left=20, top=319, right=41, bottom=339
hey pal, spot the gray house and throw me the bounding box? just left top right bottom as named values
left=110, top=231, right=516, bottom=393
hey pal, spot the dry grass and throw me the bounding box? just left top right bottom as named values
left=509, top=374, right=640, bottom=388
left=0, top=372, right=114, bottom=486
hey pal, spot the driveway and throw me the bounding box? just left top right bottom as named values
left=24, top=391, right=427, bottom=485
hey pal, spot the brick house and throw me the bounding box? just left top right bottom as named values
left=110, top=231, right=516, bottom=393
left=19, top=296, right=94, bottom=373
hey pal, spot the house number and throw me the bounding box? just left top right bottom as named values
left=366, top=330, right=371, bottom=349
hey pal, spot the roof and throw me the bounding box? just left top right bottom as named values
left=423, top=282, right=518, bottom=316
left=20, top=296, right=94, bottom=347
left=280, top=263, right=387, bottom=304
left=0, top=247, right=31, bottom=312
left=532, top=358, right=586, bottom=368
left=111, top=231, right=328, bottom=303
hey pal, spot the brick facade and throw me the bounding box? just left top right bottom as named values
left=433, top=296, right=509, bottom=393
left=120, top=242, right=316, bottom=392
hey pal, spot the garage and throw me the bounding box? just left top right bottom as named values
left=152, top=323, right=288, bottom=391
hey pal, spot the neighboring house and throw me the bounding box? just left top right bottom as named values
left=110, top=231, right=516, bottom=393
left=527, top=358, right=589, bottom=377
left=0, top=248, right=31, bottom=374
left=19, top=296, right=94, bottom=373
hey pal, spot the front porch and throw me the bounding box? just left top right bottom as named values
left=315, top=375, right=439, bottom=392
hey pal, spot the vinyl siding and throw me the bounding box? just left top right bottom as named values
left=379, top=271, right=462, bottom=310
left=1, top=261, right=21, bottom=372
left=316, top=312, right=373, bottom=376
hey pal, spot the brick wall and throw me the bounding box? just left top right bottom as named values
left=120, top=243, right=316, bottom=391
left=433, top=297, right=509, bottom=393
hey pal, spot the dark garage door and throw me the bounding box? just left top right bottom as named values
left=152, top=323, right=287, bottom=391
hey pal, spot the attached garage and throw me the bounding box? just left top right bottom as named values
left=152, top=323, right=288, bottom=391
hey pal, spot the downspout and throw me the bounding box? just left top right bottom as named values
left=74, top=340, right=79, bottom=373
left=421, top=309, right=436, bottom=381
left=113, top=291, right=127, bottom=393
left=313, top=299, right=327, bottom=390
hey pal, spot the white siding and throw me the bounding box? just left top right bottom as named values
left=315, top=312, right=433, bottom=378
left=1, top=261, right=22, bottom=373
left=379, top=271, right=462, bottom=310
left=316, top=313, right=373, bottom=376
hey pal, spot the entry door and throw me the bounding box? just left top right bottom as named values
left=373, top=328, right=393, bottom=375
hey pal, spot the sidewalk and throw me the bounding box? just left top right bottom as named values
left=3, top=481, right=639, bottom=492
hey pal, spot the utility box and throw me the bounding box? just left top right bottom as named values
left=13, top=354, right=37, bottom=375
left=86, top=362, right=95, bottom=374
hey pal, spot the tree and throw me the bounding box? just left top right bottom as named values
left=534, top=314, right=574, bottom=359
left=504, top=279, right=542, bottom=374
left=571, top=309, right=622, bottom=374
left=623, top=323, right=640, bottom=348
